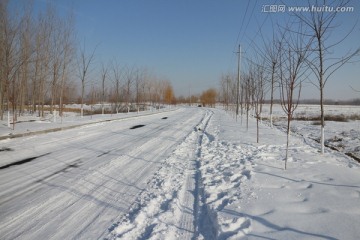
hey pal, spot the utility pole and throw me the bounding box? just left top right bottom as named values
left=236, top=44, right=241, bottom=121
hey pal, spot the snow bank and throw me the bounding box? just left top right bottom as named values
left=199, top=109, right=360, bottom=239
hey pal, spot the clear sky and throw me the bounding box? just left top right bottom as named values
left=34, top=0, right=360, bottom=100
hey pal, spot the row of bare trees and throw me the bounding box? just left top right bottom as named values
left=0, top=1, right=176, bottom=129
left=219, top=0, right=359, bottom=169
left=86, top=62, right=175, bottom=115
left=0, top=1, right=76, bottom=127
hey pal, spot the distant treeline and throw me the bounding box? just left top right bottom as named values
left=262, top=99, right=360, bottom=106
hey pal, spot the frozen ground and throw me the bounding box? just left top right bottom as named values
left=0, top=106, right=359, bottom=239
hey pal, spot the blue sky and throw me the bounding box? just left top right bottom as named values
left=34, top=0, right=360, bottom=100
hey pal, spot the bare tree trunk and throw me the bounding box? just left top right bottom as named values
left=78, top=40, right=96, bottom=117
left=111, top=60, right=122, bottom=114
left=101, top=63, right=108, bottom=115
left=285, top=114, right=291, bottom=170
left=59, top=17, right=74, bottom=119
left=270, top=63, right=275, bottom=128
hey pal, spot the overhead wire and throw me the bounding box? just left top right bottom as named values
left=233, top=0, right=250, bottom=51
left=227, top=0, right=256, bottom=74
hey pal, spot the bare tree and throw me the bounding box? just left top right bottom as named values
left=100, top=62, right=109, bottom=115
left=252, top=26, right=283, bottom=129
left=163, top=80, right=174, bottom=105
left=123, top=65, right=136, bottom=113
left=32, top=6, right=53, bottom=118
left=296, top=0, right=360, bottom=154
left=1, top=1, right=33, bottom=129
left=243, top=73, right=253, bottom=131
left=134, top=67, right=148, bottom=112
left=350, top=85, right=360, bottom=93
left=278, top=25, right=311, bottom=170
left=0, top=0, right=5, bottom=120
left=111, top=60, right=122, bottom=114
left=59, top=14, right=75, bottom=119
left=17, top=5, right=33, bottom=116
left=251, top=62, right=267, bottom=143
left=78, top=40, right=96, bottom=117
left=263, top=35, right=282, bottom=128
left=200, top=88, right=217, bottom=107
left=219, top=73, right=234, bottom=111
left=49, top=11, right=64, bottom=115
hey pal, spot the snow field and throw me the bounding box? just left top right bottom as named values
left=262, top=104, right=360, bottom=162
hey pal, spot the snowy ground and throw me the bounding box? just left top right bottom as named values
left=1, top=106, right=359, bottom=239
left=262, top=104, right=360, bottom=162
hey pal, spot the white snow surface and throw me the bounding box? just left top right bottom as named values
left=1, top=107, right=359, bottom=240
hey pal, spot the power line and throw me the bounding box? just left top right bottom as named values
left=233, top=0, right=250, bottom=50
left=231, top=0, right=260, bottom=69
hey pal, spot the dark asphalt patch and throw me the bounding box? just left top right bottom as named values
left=130, top=125, right=145, bottom=129
left=0, top=147, right=13, bottom=152
left=36, top=159, right=82, bottom=182
left=0, top=153, right=50, bottom=170
left=161, top=117, right=168, bottom=119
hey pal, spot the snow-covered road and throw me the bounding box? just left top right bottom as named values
left=0, top=108, right=207, bottom=239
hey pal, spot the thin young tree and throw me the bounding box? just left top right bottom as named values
left=124, top=65, right=135, bottom=113
left=243, top=73, right=253, bottom=131
left=31, top=4, right=56, bottom=118
left=263, top=34, right=282, bottom=128
left=111, top=60, right=122, bottom=114
left=1, top=1, right=33, bottom=128
left=49, top=13, right=64, bottom=115
left=100, top=62, right=109, bottom=115
left=296, top=0, right=360, bottom=154
left=59, top=14, right=75, bottom=119
left=78, top=40, right=96, bottom=117
left=253, top=25, right=283, bottom=129
left=220, top=73, right=233, bottom=111
left=251, top=62, right=267, bottom=143
left=0, top=0, right=5, bottom=120
left=17, top=4, right=33, bottom=116
left=163, top=81, right=174, bottom=105
left=137, top=68, right=149, bottom=111
left=30, top=6, right=51, bottom=116
left=278, top=24, right=311, bottom=170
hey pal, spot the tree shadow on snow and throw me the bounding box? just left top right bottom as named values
left=254, top=171, right=360, bottom=189
left=222, top=208, right=338, bottom=240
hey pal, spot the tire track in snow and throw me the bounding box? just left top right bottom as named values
left=192, top=109, right=219, bottom=240
left=105, top=109, right=213, bottom=239
left=0, top=112, right=183, bottom=204
left=103, top=109, right=254, bottom=239
left=42, top=116, right=197, bottom=239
